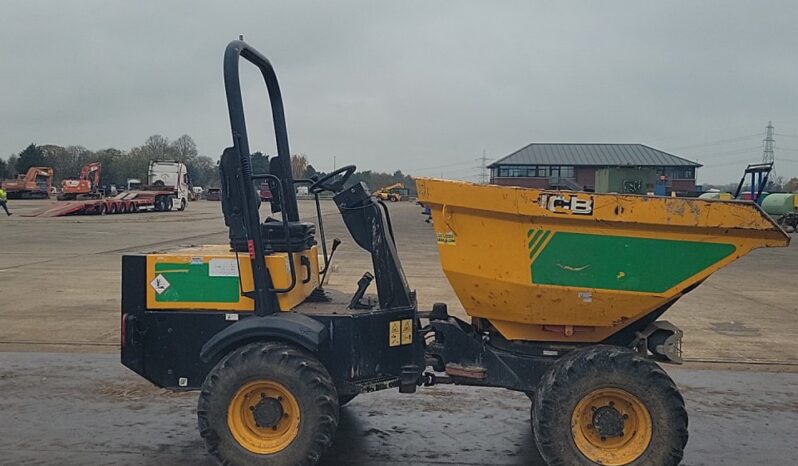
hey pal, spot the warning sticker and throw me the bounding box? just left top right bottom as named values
left=435, top=231, right=456, bottom=245
left=209, top=258, right=239, bottom=277
left=150, top=274, right=171, bottom=294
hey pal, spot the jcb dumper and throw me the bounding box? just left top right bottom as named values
left=1, top=166, right=53, bottom=199
left=121, top=41, right=790, bottom=466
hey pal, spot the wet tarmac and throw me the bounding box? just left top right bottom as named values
left=0, top=352, right=796, bottom=465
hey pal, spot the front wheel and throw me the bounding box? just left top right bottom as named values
left=177, top=198, right=187, bottom=211
left=532, top=345, right=688, bottom=466
left=198, top=342, right=339, bottom=466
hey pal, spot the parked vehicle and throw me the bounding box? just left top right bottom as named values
left=144, top=161, right=190, bottom=211
left=205, top=187, right=222, bottom=201
left=375, top=182, right=408, bottom=202
left=58, top=162, right=102, bottom=200
left=1, top=167, right=53, bottom=199
left=258, top=182, right=272, bottom=201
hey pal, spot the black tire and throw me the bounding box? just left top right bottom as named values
left=198, top=342, right=339, bottom=466
left=533, top=345, right=688, bottom=466
left=177, top=198, right=187, bottom=211
left=97, top=204, right=107, bottom=215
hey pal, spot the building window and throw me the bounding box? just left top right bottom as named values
left=665, top=167, right=695, bottom=179
left=495, top=165, right=575, bottom=178
left=548, top=166, right=575, bottom=179
left=527, top=166, right=545, bottom=177
left=498, top=165, right=527, bottom=177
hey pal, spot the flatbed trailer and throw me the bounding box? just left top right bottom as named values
left=33, top=190, right=180, bottom=217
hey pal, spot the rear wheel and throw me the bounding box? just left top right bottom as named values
left=198, top=342, right=339, bottom=466
left=532, top=345, right=687, bottom=466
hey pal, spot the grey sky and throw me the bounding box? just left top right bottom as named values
left=0, top=1, right=796, bottom=184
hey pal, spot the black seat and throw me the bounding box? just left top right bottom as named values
left=228, top=219, right=316, bottom=253
left=219, top=147, right=316, bottom=254
left=260, top=219, right=316, bottom=252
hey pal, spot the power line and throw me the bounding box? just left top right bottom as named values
left=670, top=133, right=762, bottom=151
left=405, top=159, right=474, bottom=173
left=701, top=155, right=764, bottom=167
left=690, top=146, right=762, bottom=159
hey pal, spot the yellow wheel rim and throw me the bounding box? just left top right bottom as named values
left=227, top=380, right=301, bottom=454
left=571, top=388, right=652, bottom=465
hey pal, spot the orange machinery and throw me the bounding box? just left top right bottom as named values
left=58, top=162, right=102, bottom=200
left=1, top=167, right=54, bottom=199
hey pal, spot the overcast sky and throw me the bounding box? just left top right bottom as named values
left=0, top=1, right=796, bottom=184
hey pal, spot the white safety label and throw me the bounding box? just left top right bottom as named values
left=209, top=258, right=239, bottom=277
left=150, top=274, right=171, bottom=294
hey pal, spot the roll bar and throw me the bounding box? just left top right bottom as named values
left=223, top=39, right=300, bottom=315
left=223, top=40, right=299, bottom=221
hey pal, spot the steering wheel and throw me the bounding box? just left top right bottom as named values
left=308, top=165, right=357, bottom=194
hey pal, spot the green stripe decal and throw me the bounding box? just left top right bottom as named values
left=530, top=232, right=735, bottom=293
left=528, top=229, right=543, bottom=249
left=529, top=230, right=551, bottom=259
left=154, top=263, right=240, bottom=303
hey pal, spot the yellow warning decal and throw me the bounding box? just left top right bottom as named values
left=435, top=231, right=456, bottom=245
left=389, top=319, right=414, bottom=347
left=401, top=319, right=413, bottom=345
left=389, top=321, right=401, bottom=347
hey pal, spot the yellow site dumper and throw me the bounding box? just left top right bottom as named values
left=417, top=179, right=788, bottom=344
left=416, top=178, right=789, bottom=465
left=121, top=40, right=790, bottom=466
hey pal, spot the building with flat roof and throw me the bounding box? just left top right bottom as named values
left=489, top=143, right=701, bottom=193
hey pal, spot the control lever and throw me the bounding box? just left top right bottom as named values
left=348, top=272, right=374, bottom=309
left=321, top=238, right=342, bottom=287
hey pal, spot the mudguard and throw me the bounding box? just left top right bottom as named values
left=200, top=313, right=327, bottom=363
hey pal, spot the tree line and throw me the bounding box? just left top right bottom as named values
left=0, top=135, right=218, bottom=188
left=0, top=136, right=417, bottom=194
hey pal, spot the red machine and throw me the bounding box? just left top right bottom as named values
left=58, top=162, right=102, bottom=200
left=258, top=182, right=272, bottom=201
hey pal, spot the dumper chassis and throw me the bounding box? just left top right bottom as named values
left=121, top=40, right=789, bottom=466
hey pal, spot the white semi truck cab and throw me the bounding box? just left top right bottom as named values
left=148, top=161, right=190, bottom=211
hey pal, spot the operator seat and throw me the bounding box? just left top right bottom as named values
left=218, top=147, right=316, bottom=254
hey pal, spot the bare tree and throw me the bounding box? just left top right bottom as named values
left=6, top=155, right=19, bottom=177
left=171, top=134, right=198, bottom=162
left=141, top=134, right=172, bottom=160
left=291, top=154, right=308, bottom=180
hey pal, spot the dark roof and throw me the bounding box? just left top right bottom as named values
left=488, top=143, right=701, bottom=168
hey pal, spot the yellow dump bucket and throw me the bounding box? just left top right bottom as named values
left=416, top=179, right=790, bottom=343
